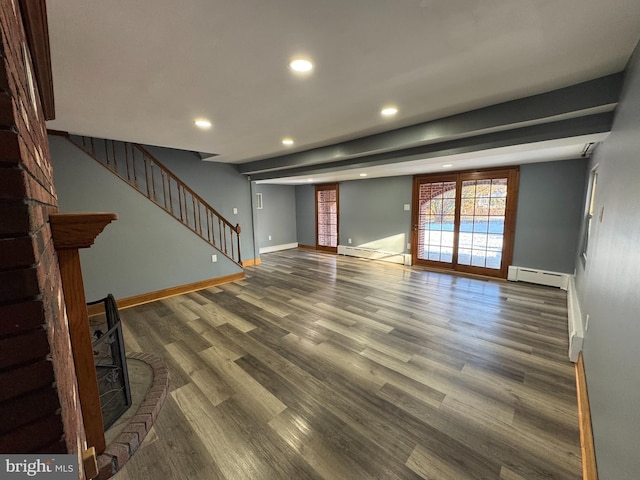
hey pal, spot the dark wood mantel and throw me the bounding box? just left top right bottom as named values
left=50, top=212, right=118, bottom=455
left=50, top=213, right=118, bottom=248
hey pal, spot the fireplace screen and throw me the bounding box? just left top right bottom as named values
left=88, top=294, right=132, bottom=430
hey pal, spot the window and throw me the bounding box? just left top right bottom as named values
left=581, top=166, right=598, bottom=262
left=315, top=183, right=338, bottom=252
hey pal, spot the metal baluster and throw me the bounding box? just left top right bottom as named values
left=112, top=140, right=118, bottom=171
left=150, top=159, right=157, bottom=201
left=125, top=142, right=131, bottom=182
left=143, top=155, right=151, bottom=198
left=231, top=228, right=235, bottom=260
left=178, top=184, right=184, bottom=222
left=206, top=209, right=211, bottom=244
left=223, top=223, right=228, bottom=255
left=192, top=196, right=197, bottom=232
left=183, top=188, right=189, bottom=226
left=161, top=171, right=168, bottom=209
left=168, top=176, right=174, bottom=214
left=132, top=144, right=138, bottom=187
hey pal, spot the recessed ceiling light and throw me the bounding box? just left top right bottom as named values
left=359, top=173, right=368, bottom=177
left=194, top=119, right=212, bottom=129
left=380, top=106, right=398, bottom=117
left=282, top=138, right=294, bottom=146
left=442, top=164, right=453, bottom=168
left=307, top=178, right=313, bottom=182
left=289, top=58, right=313, bottom=73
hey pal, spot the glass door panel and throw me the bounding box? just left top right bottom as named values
left=457, top=178, right=507, bottom=270
left=316, top=184, right=338, bottom=251
left=415, top=178, right=457, bottom=266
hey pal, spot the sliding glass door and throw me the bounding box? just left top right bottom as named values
left=412, top=168, right=519, bottom=278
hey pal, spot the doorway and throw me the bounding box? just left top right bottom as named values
left=411, top=168, right=519, bottom=278
left=316, top=183, right=339, bottom=253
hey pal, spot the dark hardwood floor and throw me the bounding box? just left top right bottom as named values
left=113, top=249, right=581, bottom=480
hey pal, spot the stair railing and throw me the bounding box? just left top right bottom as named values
left=68, top=135, right=242, bottom=266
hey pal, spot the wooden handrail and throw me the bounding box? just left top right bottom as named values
left=68, top=136, right=242, bottom=266
left=134, top=144, right=239, bottom=234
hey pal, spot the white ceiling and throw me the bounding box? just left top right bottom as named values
left=46, top=0, right=640, bottom=183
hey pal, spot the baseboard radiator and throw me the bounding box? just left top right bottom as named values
left=337, top=245, right=412, bottom=266
left=259, top=242, right=298, bottom=254
left=507, top=265, right=569, bottom=289
left=508, top=266, right=583, bottom=362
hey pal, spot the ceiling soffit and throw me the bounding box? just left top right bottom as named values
left=238, top=73, right=623, bottom=181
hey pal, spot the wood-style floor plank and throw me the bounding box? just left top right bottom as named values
left=113, top=249, right=581, bottom=479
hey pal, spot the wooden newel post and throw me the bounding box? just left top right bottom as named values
left=50, top=213, right=118, bottom=455
left=235, top=223, right=242, bottom=265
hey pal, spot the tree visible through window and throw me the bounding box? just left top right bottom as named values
left=417, top=180, right=456, bottom=262
left=412, top=167, right=518, bottom=279
left=457, top=178, right=507, bottom=269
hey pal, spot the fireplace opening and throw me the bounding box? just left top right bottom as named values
left=88, top=294, right=132, bottom=430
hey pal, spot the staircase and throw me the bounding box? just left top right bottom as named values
left=67, top=135, right=242, bottom=266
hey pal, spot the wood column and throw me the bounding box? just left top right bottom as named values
left=50, top=213, right=118, bottom=455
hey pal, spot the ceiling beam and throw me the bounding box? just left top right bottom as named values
left=247, top=112, right=614, bottom=181
left=237, top=73, right=623, bottom=178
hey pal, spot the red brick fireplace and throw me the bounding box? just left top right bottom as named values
left=0, top=0, right=87, bottom=475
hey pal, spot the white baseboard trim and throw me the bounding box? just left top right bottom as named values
left=567, top=275, right=585, bottom=363
left=259, top=242, right=299, bottom=254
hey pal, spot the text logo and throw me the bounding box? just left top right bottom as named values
left=0, top=456, right=76, bottom=480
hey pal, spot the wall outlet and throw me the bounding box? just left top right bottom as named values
left=233, top=207, right=238, bottom=214
left=585, top=314, right=590, bottom=331
left=348, top=238, right=352, bottom=244
left=407, top=243, right=411, bottom=249
left=268, top=235, right=272, bottom=240
left=404, top=204, right=410, bottom=211
left=211, top=254, right=217, bottom=263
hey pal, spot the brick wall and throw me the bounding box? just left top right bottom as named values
left=0, top=0, right=86, bottom=462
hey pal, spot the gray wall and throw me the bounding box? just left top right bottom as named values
left=295, top=166, right=585, bottom=270
left=254, top=184, right=297, bottom=249
left=512, top=158, right=588, bottom=273
left=574, top=42, right=640, bottom=480
left=295, top=184, right=316, bottom=246
left=49, top=135, right=245, bottom=301
left=340, top=176, right=413, bottom=252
